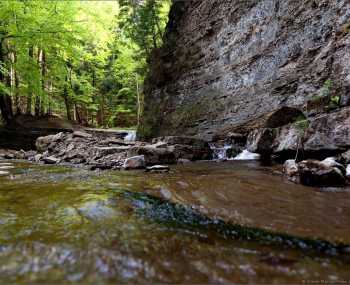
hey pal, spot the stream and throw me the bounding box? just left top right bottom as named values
left=0, top=160, right=349, bottom=284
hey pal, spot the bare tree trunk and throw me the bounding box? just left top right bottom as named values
left=26, top=46, right=34, bottom=115
left=0, top=39, right=13, bottom=124
left=34, top=48, right=42, bottom=117
left=63, top=76, right=71, bottom=121
left=40, top=49, right=46, bottom=116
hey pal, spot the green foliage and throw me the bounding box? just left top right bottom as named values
left=0, top=0, right=171, bottom=128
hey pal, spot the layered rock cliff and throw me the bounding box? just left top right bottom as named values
left=140, top=0, right=350, bottom=143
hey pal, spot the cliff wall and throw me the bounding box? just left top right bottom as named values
left=140, top=0, right=350, bottom=141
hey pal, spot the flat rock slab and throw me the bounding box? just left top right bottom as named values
left=0, top=171, right=9, bottom=176
left=145, top=165, right=170, bottom=173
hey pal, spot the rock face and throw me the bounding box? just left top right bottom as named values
left=140, top=0, right=350, bottom=141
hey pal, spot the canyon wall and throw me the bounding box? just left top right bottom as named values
left=140, top=0, right=350, bottom=141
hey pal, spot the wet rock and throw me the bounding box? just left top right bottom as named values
left=338, top=150, right=350, bottom=165
left=321, top=157, right=346, bottom=175
left=43, top=156, right=60, bottom=165
left=283, top=160, right=299, bottom=182
left=346, top=165, right=350, bottom=179
left=24, top=150, right=37, bottom=160
left=127, top=146, right=176, bottom=165
left=152, top=136, right=212, bottom=161
left=0, top=149, right=24, bottom=160
left=145, top=165, right=170, bottom=173
left=123, top=155, right=146, bottom=170
left=177, top=158, right=191, bottom=164
left=247, top=128, right=275, bottom=155
left=72, top=131, right=92, bottom=139
left=298, top=160, right=346, bottom=187
left=34, top=154, right=43, bottom=162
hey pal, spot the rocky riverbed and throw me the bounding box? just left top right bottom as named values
left=0, top=159, right=349, bottom=284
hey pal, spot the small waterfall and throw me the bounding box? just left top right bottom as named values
left=209, top=143, right=233, bottom=160
left=233, top=149, right=260, bottom=160
left=124, top=131, right=137, bottom=142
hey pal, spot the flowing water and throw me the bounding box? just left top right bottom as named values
left=0, top=160, right=349, bottom=284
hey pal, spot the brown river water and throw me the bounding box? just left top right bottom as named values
left=0, top=160, right=349, bottom=284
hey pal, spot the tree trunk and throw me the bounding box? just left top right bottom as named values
left=34, top=49, right=42, bottom=117
left=63, top=76, right=71, bottom=120
left=40, top=49, right=46, bottom=116
left=26, top=46, right=34, bottom=115
left=0, top=39, right=13, bottom=124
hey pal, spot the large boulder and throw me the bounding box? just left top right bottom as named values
left=283, top=160, right=299, bottom=182
left=272, top=125, right=300, bottom=156
left=36, top=132, right=64, bottom=153
left=298, top=160, right=346, bottom=187
left=303, top=107, right=350, bottom=154
left=338, top=150, right=350, bottom=165
left=127, top=146, right=176, bottom=165
left=123, top=155, right=146, bottom=170
left=247, top=128, right=276, bottom=155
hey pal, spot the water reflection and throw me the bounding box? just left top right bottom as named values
left=0, top=160, right=349, bottom=284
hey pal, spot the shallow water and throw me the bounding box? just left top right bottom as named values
left=0, top=160, right=349, bottom=284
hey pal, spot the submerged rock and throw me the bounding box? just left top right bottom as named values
left=283, top=160, right=299, bottom=182
left=145, top=165, right=170, bottom=173
left=298, top=160, right=346, bottom=187
left=43, top=156, right=60, bottom=165
left=123, top=155, right=146, bottom=170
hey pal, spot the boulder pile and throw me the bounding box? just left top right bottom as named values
left=25, top=131, right=212, bottom=170
left=283, top=157, right=349, bottom=187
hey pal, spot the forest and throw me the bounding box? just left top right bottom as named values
left=0, top=0, right=170, bottom=128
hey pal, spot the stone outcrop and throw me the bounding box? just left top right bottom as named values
left=140, top=0, right=350, bottom=143
left=24, top=133, right=212, bottom=170
left=242, top=106, right=350, bottom=159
